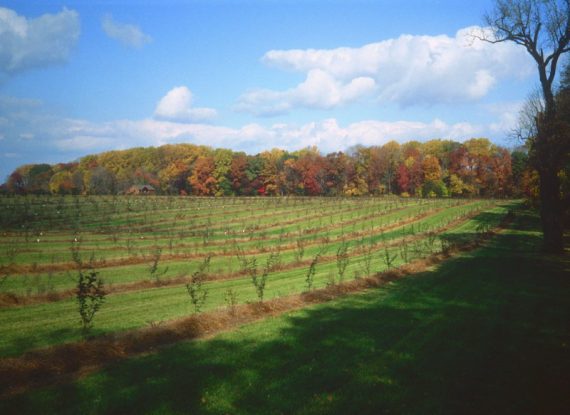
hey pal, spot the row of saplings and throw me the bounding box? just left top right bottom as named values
left=72, top=221, right=496, bottom=336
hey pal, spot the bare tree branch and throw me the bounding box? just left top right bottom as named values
left=484, top=0, right=569, bottom=252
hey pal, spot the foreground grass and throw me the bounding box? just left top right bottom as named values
left=1, top=207, right=569, bottom=414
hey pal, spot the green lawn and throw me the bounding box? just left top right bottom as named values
left=1, top=207, right=568, bottom=414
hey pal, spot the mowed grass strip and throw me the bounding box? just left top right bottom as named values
left=0, top=197, right=419, bottom=266
left=0, top=198, right=400, bottom=265
left=1, top=198, right=489, bottom=297
left=0, top=202, right=510, bottom=358
left=0, top=207, right=568, bottom=414
left=0, top=195, right=392, bottom=235
left=1, top=195, right=314, bottom=229
left=0, top=199, right=490, bottom=317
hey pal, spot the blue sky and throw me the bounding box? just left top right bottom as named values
left=0, top=0, right=539, bottom=181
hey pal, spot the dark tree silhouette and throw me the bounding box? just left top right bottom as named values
left=483, top=0, right=570, bottom=252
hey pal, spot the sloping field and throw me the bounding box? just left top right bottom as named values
left=0, top=202, right=568, bottom=414
left=0, top=196, right=510, bottom=359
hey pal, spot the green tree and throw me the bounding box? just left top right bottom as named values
left=72, top=251, right=106, bottom=335
left=260, top=149, right=286, bottom=195
left=511, top=149, right=529, bottom=196
left=213, top=148, right=234, bottom=196
left=449, top=174, right=468, bottom=197
left=378, top=141, right=402, bottom=194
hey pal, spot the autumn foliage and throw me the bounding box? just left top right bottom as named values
left=3, top=138, right=528, bottom=197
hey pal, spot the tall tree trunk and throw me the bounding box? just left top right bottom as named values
left=536, top=114, right=565, bottom=253
left=538, top=166, right=564, bottom=253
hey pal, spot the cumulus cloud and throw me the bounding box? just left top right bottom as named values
left=237, top=26, right=534, bottom=115
left=154, top=86, right=218, bottom=122
left=49, top=116, right=483, bottom=157
left=101, top=14, right=151, bottom=48
left=486, top=101, right=524, bottom=136
left=0, top=7, right=80, bottom=75
left=0, top=91, right=487, bottom=158
left=257, top=118, right=481, bottom=152
left=236, top=69, right=376, bottom=116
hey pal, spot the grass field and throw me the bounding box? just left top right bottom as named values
left=0, top=198, right=568, bottom=414
left=0, top=196, right=509, bottom=357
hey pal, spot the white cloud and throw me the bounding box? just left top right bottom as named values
left=55, top=135, right=117, bottom=152
left=154, top=86, right=218, bottom=122
left=0, top=7, right=80, bottom=75
left=259, top=118, right=481, bottom=152
left=486, top=101, right=524, bottom=136
left=49, top=116, right=483, bottom=156
left=236, top=69, right=376, bottom=116
left=101, top=14, right=151, bottom=48
left=0, top=92, right=490, bottom=159
left=0, top=105, right=478, bottom=156
left=237, top=26, right=534, bottom=115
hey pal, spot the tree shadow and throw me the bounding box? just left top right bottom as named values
left=3, top=327, right=80, bottom=360
left=441, top=207, right=542, bottom=254
left=2, top=211, right=569, bottom=414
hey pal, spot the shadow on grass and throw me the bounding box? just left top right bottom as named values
left=3, top=327, right=82, bottom=360
left=2, top=210, right=569, bottom=415
left=453, top=207, right=555, bottom=261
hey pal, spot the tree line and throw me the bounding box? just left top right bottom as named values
left=1, top=138, right=535, bottom=198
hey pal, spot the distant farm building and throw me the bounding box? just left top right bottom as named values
left=126, top=185, right=156, bottom=195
